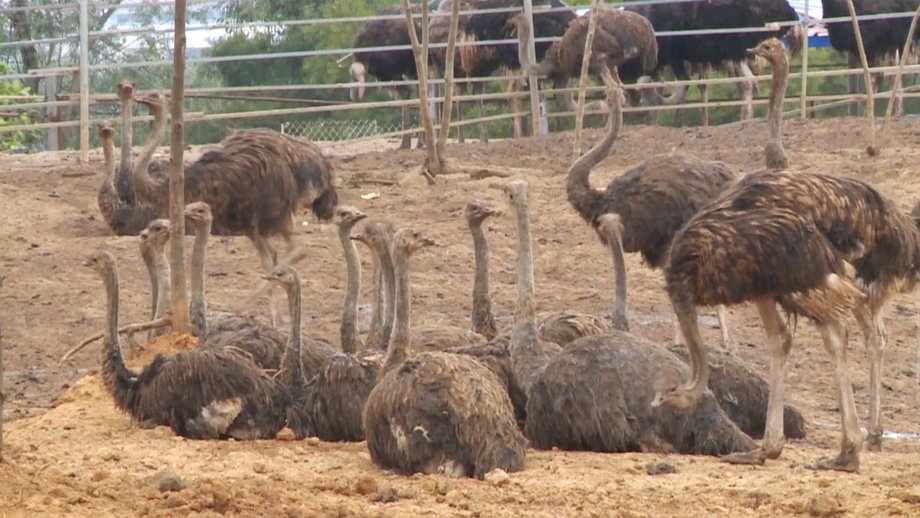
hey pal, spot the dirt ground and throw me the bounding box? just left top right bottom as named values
left=2, top=115, right=920, bottom=516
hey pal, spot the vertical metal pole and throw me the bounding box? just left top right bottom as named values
left=800, top=0, right=810, bottom=119
left=522, top=0, right=543, bottom=135
left=79, top=0, right=89, bottom=163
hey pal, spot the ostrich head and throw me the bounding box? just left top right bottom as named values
left=335, top=205, right=368, bottom=226
left=96, top=121, right=116, bottom=141
left=136, top=92, right=166, bottom=123
left=349, top=62, right=367, bottom=101
left=351, top=220, right=390, bottom=248
left=83, top=250, right=115, bottom=274
left=184, top=201, right=213, bottom=231
left=262, top=264, right=300, bottom=293
left=500, top=180, right=529, bottom=212
left=393, top=228, right=437, bottom=256
left=746, top=38, right=787, bottom=69
left=140, top=219, right=170, bottom=248
left=594, top=213, right=623, bottom=241
left=464, top=199, right=501, bottom=225
left=116, top=79, right=134, bottom=101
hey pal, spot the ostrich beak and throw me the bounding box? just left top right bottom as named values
left=745, top=47, right=758, bottom=59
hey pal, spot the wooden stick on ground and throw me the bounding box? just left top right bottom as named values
left=844, top=0, right=878, bottom=155
left=878, top=5, right=920, bottom=155
left=59, top=317, right=173, bottom=366
left=1, top=270, right=5, bottom=462
left=572, top=0, right=601, bottom=160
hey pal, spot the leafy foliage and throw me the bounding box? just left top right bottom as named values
left=0, top=64, right=40, bottom=151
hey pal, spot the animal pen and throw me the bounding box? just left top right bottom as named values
left=0, top=0, right=919, bottom=160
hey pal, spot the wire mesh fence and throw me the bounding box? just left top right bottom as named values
left=281, top=119, right=403, bottom=142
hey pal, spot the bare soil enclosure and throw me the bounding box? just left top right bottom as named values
left=2, top=117, right=920, bottom=516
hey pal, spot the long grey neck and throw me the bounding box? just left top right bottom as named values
left=189, top=220, right=210, bottom=337
left=515, top=18, right=556, bottom=77
left=378, top=240, right=396, bottom=350
left=140, top=243, right=157, bottom=319
left=120, top=98, right=133, bottom=173
left=101, top=136, right=116, bottom=193
left=153, top=244, right=171, bottom=321
left=339, top=222, right=361, bottom=354
left=382, top=246, right=411, bottom=376
left=132, top=106, right=167, bottom=203
left=765, top=52, right=790, bottom=169
left=469, top=220, right=496, bottom=339
left=512, top=202, right=538, bottom=342
left=281, top=280, right=304, bottom=391
left=103, top=263, right=120, bottom=343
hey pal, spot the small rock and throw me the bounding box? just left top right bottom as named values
left=374, top=486, right=398, bottom=503
left=646, top=462, right=677, bottom=475
left=306, top=437, right=321, bottom=446
left=100, top=451, right=121, bottom=462
left=890, top=490, right=920, bottom=505
left=355, top=476, right=378, bottom=496
left=252, top=462, right=268, bottom=474
left=484, top=468, right=510, bottom=486
left=49, top=191, right=61, bottom=198
left=436, top=479, right=453, bottom=495
left=148, top=470, right=184, bottom=493
left=806, top=494, right=844, bottom=517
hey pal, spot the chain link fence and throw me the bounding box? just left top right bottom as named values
left=281, top=119, right=403, bottom=142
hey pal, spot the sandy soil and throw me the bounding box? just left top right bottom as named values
left=2, top=116, right=920, bottom=516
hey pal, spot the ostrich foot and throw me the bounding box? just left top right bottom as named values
left=720, top=449, right=767, bottom=466
left=865, top=432, right=882, bottom=452
left=610, top=312, right=629, bottom=332
left=805, top=455, right=859, bottom=473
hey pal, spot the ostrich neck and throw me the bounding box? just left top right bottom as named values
left=120, top=98, right=133, bottom=171
left=100, top=260, right=138, bottom=401
left=281, top=280, right=304, bottom=392
left=140, top=242, right=157, bottom=319
left=153, top=245, right=170, bottom=321
left=102, top=263, right=120, bottom=343
left=382, top=246, right=411, bottom=376
left=566, top=86, right=623, bottom=225
left=189, top=220, right=211, bottom=337
left=768, top=55, right=789, bottom=147
left=469, top=221, right=495, bottom=337
left=132, top=107, right=167, bottom=204
left=101, top=136, right=116, bottom=194
left=378, top=241, right=396, bottom=350
left=512, top=202, right=538, bottom=340
left=338, top=222, right=361, bottom=354
left=516, top=20, right=556, bottom=77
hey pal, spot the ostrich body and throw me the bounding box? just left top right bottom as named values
left=350, top=5, right=421, bottom=149
left=363, top=229, right=527, bottom=479
left=566, top=85, right=737, bottom=345
left=131, top=93, right=338, bottom=308
left=748, top=38, right=789, bottom=169
left=503, top=181, right=754, bottom=455
left=631, top=0, right=803, bottom=122
left=184, top=202, right=336, bottom=375
left=513, top=7, right=658, bottom=112
left=95, top=120, right=162, bottom=236
left=822, top=1, right=920, bottom=68
left=354, top=220, right=396, bottom=351
left=661, top=167, right=920, bottom=470
left=85, top=251, right=288, bottom=439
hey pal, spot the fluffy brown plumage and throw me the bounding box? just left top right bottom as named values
left=95, top=120, right=162, bottom=236
left=364, top=229, right=526, bottom=479
left=85, top=251, right=288, bottom=440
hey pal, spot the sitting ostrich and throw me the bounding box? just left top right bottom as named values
left=350, top=5, right=422, bottom=149
left=565, top=77, right=737, bottom=347
left=630, top=0, right=803, bottom=123
left=502, top=180, right=755, bottom=455
left=363, top=228, right=527, bottom=479
left=95, top=118, right=162, bottom=236
left=84, top=251, right=289, bottom=439
left=659, top=167, right=920, bottom=470
left=511, top=7, right=658, bottom=114
left=131, top=93, right=338, bottom=322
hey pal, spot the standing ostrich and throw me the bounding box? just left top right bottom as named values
left=659, top=167, right=920, bottom=470
left=83, top=251, right=289, bottom=439
left=748, top=38, right=790, bottom=169
left=350, top=5, right=422, bottom=149
left=363, top=228, right=527, bottom=479
left=502, top=180, right=755, bottom=455
left=95, top=120, right=162, bottom=236
left=631, top=0, right=803, bottom=123
left=565, top=82, right=737, bottom=346
left=512, top=7, right=658, bottom=114
left=131, top=93, right=338, bottom=316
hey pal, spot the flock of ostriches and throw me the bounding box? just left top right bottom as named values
left=77, top=1, right=920, bottom=481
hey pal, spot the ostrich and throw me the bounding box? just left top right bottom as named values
left=630, top=0, right=803, bottom=123
left=183, top=202, right=337, bottom=375
left=138, top=218, right=171, bottom=340
left=565, top=81, right=737, bottom=347
left=350, top=5, right=422, bottom=149
left=95, top=120, right=162, bottom=236
left=363, top=228, right=527, bottom=479
left=512, top=7, right=659, bottom=114
left=131, top=92, right=338, bottom=322
left=83, top=251, right=289, bottom=439
left=336, top=206, right=369, bottom=354
left=748, top=38, right=790, bottom=169
left=822, top=0, right=920, bottom=107
left=502, top=180, right=755, bottom=455
left=115, top=80, right=136, bottom=204
left=659, top=167, right=920, bottom=470
left=353, top=220, right=396, bottom=351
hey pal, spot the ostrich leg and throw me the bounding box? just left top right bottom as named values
left=854, top=303, right=887, bottom=452
left=605, top=213, right=628, bottom=331
left=475, top=81, right=488, bottom=144
left=739, top=60, right=755, bottom=125
left=395, top=87, right=412, bottom=150
left=699, top=66, right=710, bottom=127
left=723, top=299, right=791, bottom=465
left=252, top=234, right=281, bottom=325
left=509, top=79, right=524, bottom=138
left=717, top=305, right=735, bottom=351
